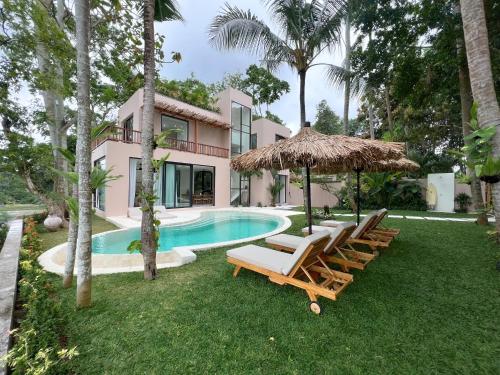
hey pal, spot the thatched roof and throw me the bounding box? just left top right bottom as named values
left=153, top=94, right=230, bottom=129
left=231, top=126, right=406, bottom=173
left=365, top=158, right=420, bottom=173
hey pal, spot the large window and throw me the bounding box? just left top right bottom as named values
left=230, top=102, right=251, bottom=206
left=275, top=174, right=287, bottom=204
left=161, top=115, right=188, bottom=141
left=93, top=157, right=106, bottom=210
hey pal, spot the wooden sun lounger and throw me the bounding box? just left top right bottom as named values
left=304, top=213, right=391, bottom=253
left=226, top=231, right=353, bottom=314
left=266, top=222, right=375, bottom=272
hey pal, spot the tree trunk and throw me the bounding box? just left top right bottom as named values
left=367, top=97, right=375, bottom=140
left=141, top=0, right=158, bottom=280
left=75, top=0, right=92, bottom=307
left=460, top=0, right=500, bottom=238
left=34, top=0, right=67, bottom=221
left=385, top=85, right=393, bottom=133
left=456, top=25, right=487, bottom=224
left=63, top=181, right=78, bottom=288
left=298, top=69, right=310, bottom=215
left=343, top=13, right=351, bottom=135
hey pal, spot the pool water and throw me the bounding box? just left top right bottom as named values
left=92, top=211, right=283, bottom=254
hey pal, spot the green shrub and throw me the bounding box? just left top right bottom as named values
left=455, top=193, right=472, bottom=213
left=0, top=212, right=8, bottom=249
left=5, top=218, right=77, bottom=374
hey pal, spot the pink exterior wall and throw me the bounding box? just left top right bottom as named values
left=250, top=119, right=291, bottom=206
left=289, top=183, right=340, bottom=208
left=92, top=87, right=256, bottom=217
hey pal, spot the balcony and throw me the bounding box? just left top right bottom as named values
left=91, top=126, right=229, bottom=158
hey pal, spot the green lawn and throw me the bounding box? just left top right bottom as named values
left=44, top=213, right=500, bottom=374
left=39, top=215, right=118, bottom=252
left=0, top=204, right=45, bottom=212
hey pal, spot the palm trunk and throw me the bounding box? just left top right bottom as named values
left=63, top=181, right=78, bottom=288
left=75, top=0, right=92, bottom=307
left=298, top=69, right=310, bottom=215
left=368, top=97, right=375, bottom=140
left=460, top=0, right=500, bottom=238
left=141, top=0, right=158, bottom=280
left=343, top=13, right=351, bottom=135
left=457, top=31, right=487, bottom=224
left=385, top=85, right=393, bottom=133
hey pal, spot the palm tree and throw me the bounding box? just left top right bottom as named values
left=209, top=0, right=346, bottom=209
left=75, top=0, right=92, bottom=307
left=141, top=0, right=182, bottom=280
left=460, top=0, right=500, bottom=236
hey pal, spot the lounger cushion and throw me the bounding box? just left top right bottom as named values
left=265, top=234, right=302, bottom=249
left=301, top=225, right=337, bottom=235
left=227, top=245, right=292, bottom=274
left=319, top=220, right=343, bottom=227
left=351, top=213, right=377, bottom=239
left=281, top=231, right=330, bottom=275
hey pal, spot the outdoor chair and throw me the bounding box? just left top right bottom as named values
left=266, top=222, right=375, bottom=271
left=226, top=231, right=353, bottom=314
left=321, top=209, right=399, bottom=240
left=301, top=213, right=392, bottom=253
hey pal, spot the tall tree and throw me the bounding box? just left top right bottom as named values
left=313, top=100, right=343, bottom=135
left=460, top=0, right=500, bottom=236
left=75, top=0, right=92, bottom=307
left=209, top=0, right=345, bottom=211
left=141, top=0, right=182, bottom=280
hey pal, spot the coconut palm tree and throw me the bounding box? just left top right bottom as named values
left=141, top=0, right=182, bottom=280
left=75, top=0, right=92, bottom=307
left=460, top=0, right=500, bottom=236
left=209, top=0, right=346, bottom=209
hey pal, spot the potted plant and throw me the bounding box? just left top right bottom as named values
left=455, top=193, right=472, bottom=213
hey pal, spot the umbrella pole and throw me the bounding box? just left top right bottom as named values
left=356, top=169, right=361, bottom=225
left=306, top=165, right=313, bottom=235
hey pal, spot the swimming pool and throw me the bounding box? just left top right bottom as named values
left=92, top=210, right=284, bottom=254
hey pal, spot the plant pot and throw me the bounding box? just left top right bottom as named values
left=479, top=175, right=500, bottom=184
left=43, top=215, right=63, bottom=232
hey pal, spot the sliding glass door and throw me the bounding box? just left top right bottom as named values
left=164, top=163, right=192, bottom=208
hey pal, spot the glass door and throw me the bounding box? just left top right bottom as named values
left=164, top=163, right=192, bottom=208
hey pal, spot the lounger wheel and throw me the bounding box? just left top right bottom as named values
left=309, top=301, right=322, bottom=315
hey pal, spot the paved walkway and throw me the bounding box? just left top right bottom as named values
left=333, top=213, right=495, bottom=223
left=0, top=220, right=23, bottom=375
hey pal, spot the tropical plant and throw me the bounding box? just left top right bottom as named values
left=313, top=100, right=343, bottom=135
left=455, top=192, right=472, bottom=213
left=268, top=170, right=284, bottom=207
left=209, top=0, right=346, bottom=211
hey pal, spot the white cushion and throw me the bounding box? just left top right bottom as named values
left=281, top=231, right=330, bottom=275
left=319, top=220, right=343, bottom=227
left=226, top=245, right=292, bottom=274
left=265, top=234, right=303, bottom=249
left=351, top=213, right=377, bottom=239
left=301, top=225, right=337, bottom=235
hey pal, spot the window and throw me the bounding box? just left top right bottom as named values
left=230, top=102, right=251, bottom=206
left=250, top=134, right=257, bottom=149
left=161, top=115, right=188, bottom=141
left=93, top=157, right=106, bottom=210
left=275, top=134, right=285, bottom=142
left=123, top=116, right=133, bottom=142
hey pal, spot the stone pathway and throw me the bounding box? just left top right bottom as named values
left=333, top=213, right=495, bottom=223
left=0, top=220, right=23, bottom=375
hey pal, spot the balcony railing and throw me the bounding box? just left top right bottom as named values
left=91, top=126, right=229, bottom=158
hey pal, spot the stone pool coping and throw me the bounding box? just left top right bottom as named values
left=38, top=208, right=296, bottom=275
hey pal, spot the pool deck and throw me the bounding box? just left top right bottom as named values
left=38, top=207, right=301, bottom=275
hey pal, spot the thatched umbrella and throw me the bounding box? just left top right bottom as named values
left=231, top=122, right=405, bottom=234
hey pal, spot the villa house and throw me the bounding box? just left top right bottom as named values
left=91, top=87, right=291, bottom=218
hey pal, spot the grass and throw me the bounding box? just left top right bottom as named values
left=0, top=204, right=45, bottom=212
left=39, top=215, right=118, bottom=252
left=42, top=213, right=500, bottom=374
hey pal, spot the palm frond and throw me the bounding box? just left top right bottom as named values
left=208, top=3, right=290, bottom=59
left=91, top=167, right=122, bottom=190
left=325, top=64, right=366, bottom=97
left=154, top=0, right=183, bottom=22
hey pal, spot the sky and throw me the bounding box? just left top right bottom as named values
left=157, top=0, right=359, bottom=135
